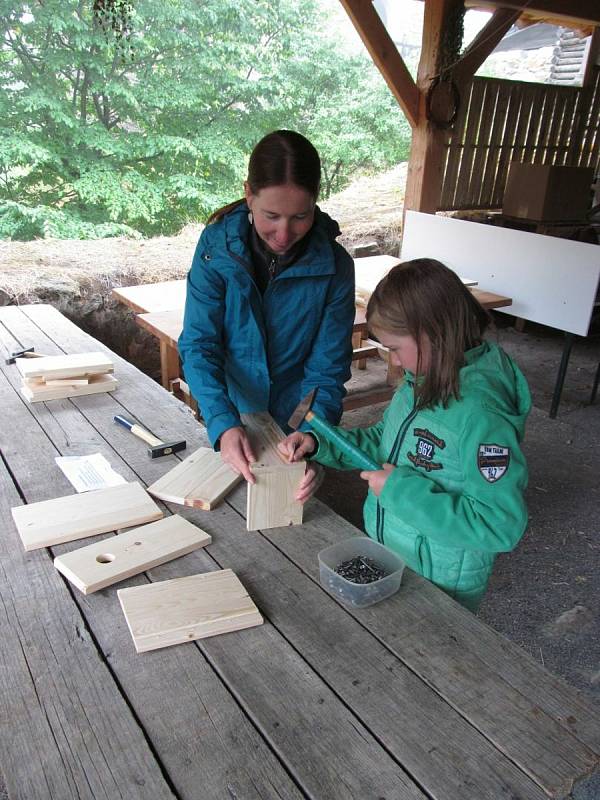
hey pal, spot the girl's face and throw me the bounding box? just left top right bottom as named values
left=245, top=182, right=315, bottom=255
left=372, top=327, right=431, bottom=375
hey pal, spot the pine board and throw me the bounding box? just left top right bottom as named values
left=12, top=481, right=163, bottom=551
left=15, top=350, right=113, bottom=380
left=21, top=372, right=118, bottom=402
left=241, top=412, right=304, bottom=531
left=54, top=514, right=211, bottom=594
left=118, top=569, right=263, bottom=653
left=147, top=446, right=242, bottom=509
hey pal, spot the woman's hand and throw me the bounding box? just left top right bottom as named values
left=295, top=462, right=324, bottom=504
left=220, top=426, right=256, bottom=483
left=359, top=463, right=395, bottom=496
left=277, top=431, right=317, bottom=463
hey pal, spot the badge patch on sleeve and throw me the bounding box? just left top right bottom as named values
left=478, top=444, right=510, bottom=482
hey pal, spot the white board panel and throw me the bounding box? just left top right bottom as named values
left=401, top=211, right=600, bottom=336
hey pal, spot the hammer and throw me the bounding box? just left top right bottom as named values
left=114, top=415, right=186, bottom=458
left=5, top=347, right=50, bottom=365
left=287, top=389, right=380, bottom=471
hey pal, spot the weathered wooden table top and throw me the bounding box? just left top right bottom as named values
left=0, top=304, right=598, bottom=800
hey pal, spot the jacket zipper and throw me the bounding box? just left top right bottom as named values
left=376, top=396, right=418, bottom=544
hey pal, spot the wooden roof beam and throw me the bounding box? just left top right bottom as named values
left=454, top=7, right=522, bottom=82
left=465, top=1, right=600, bottom=28
left=338, top=0, right=420, bottom=127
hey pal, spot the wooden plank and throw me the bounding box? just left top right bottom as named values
left=12, top=481, right=163, bottom=551
left=470, top=288, right=512, bottom=309
left=7, top=303, right=582, bottom=800
left=137, top=308, right=183, bottom=349
left=441, top=80, right=475, bottom=208
left=492, top=81, right=523, bottom=205
left=454, top=79, right=487, bottom=208
left=0, top=316, right=310, bottom=800
left=21, top=372, right=118, bottom=402
left=0, top=442, right=175, bottom=799
left=147, top=446, right=242, bottom=510
left=54, top=514, right=211, bottom=594
left=118, top=569, right=263, bottom=653
left=242, top=412, right=304, bottom=530
left=480, top=82, right=509, bottom=206
left=112, top=279, right=186, bottom=313
left=473, top=81, right=502, bottom=207
left=15, top=350, right=113, bottom=380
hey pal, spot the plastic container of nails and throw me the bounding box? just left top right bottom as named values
left=318, top=537, right=405, bottom=608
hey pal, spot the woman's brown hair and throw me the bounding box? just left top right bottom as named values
left=206, top=130, right=321, bottom=224
left=367, top=258, right=490, bottom=409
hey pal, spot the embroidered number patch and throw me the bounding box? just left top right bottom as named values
left=478, top=444, right=510, bottom=482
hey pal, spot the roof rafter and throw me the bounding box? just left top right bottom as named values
left=465, top=1, right=600, bottom=28
left=338, top=0, right=420, bottom=127
left=454, top=7, right=522, bottom=81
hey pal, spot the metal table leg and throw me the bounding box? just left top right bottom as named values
left=549, top=332, right=575, bottom=419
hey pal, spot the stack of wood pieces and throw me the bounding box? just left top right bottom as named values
left=16, top=351, right=118, bottom=402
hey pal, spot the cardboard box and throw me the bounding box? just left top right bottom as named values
left=502, top=163, right=594, bottom=222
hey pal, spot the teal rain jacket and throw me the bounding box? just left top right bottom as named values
left=178, top=203, right=355, bottom=446
left=313, top=342, right=532, bottom=611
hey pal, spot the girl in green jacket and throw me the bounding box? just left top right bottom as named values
left=280, top=258, right=532, bottom=612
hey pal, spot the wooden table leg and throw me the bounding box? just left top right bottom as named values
left=352, top=331, right=367, bottom=369
left=159, top=341, right=180, bottom=391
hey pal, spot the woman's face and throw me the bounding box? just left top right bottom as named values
left=245, top=182, right=315, bottom=255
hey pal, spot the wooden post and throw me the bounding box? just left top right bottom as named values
left=404, top=0, right=463, bottom=214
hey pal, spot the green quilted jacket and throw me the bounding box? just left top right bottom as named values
left=313, top=341, right=531, bottom=611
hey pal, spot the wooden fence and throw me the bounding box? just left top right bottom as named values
left=439, top=67, right=600, bottom=211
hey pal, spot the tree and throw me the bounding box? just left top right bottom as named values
left=0, top=0, right=411, bottom=239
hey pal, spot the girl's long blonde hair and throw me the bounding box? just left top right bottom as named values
left=367, top=258, right=490, bottom=409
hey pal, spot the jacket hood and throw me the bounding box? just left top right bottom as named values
left=460, top=341, right=531, bottom=440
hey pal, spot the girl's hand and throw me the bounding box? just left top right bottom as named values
left=295, top=462, right=324, bottom=504
left=220, top=426, right=256, bottom=483
left=359, top=463, right=395, bottom=496
left=277, top=432, right=317, bottom=462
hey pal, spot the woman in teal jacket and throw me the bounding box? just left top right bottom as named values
left=280, top=259, right=531, bottom=611
left=178, top=130, right=355, bottom=496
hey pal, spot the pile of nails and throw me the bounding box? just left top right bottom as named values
left=334, top=556, right=385, bottom=584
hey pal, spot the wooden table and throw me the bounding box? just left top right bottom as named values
left=131, top=287, right=513, bottom=409
left=1, top=303, right=598, bottom=800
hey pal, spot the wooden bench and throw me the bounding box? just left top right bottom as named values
left=0, top=302, right=597, bottom=799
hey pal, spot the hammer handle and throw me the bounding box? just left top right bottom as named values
left=114, top=415, right=162, bottom=447
left=305, top=411, right=380, bottom=471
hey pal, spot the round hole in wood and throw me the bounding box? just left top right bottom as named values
left=96, top=553, right=116, bottom=564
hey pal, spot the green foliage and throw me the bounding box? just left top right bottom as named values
left=0, top=0, right=412, bottom=240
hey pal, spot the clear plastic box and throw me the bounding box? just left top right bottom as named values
left=318, top=537, right=405, bottom=608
